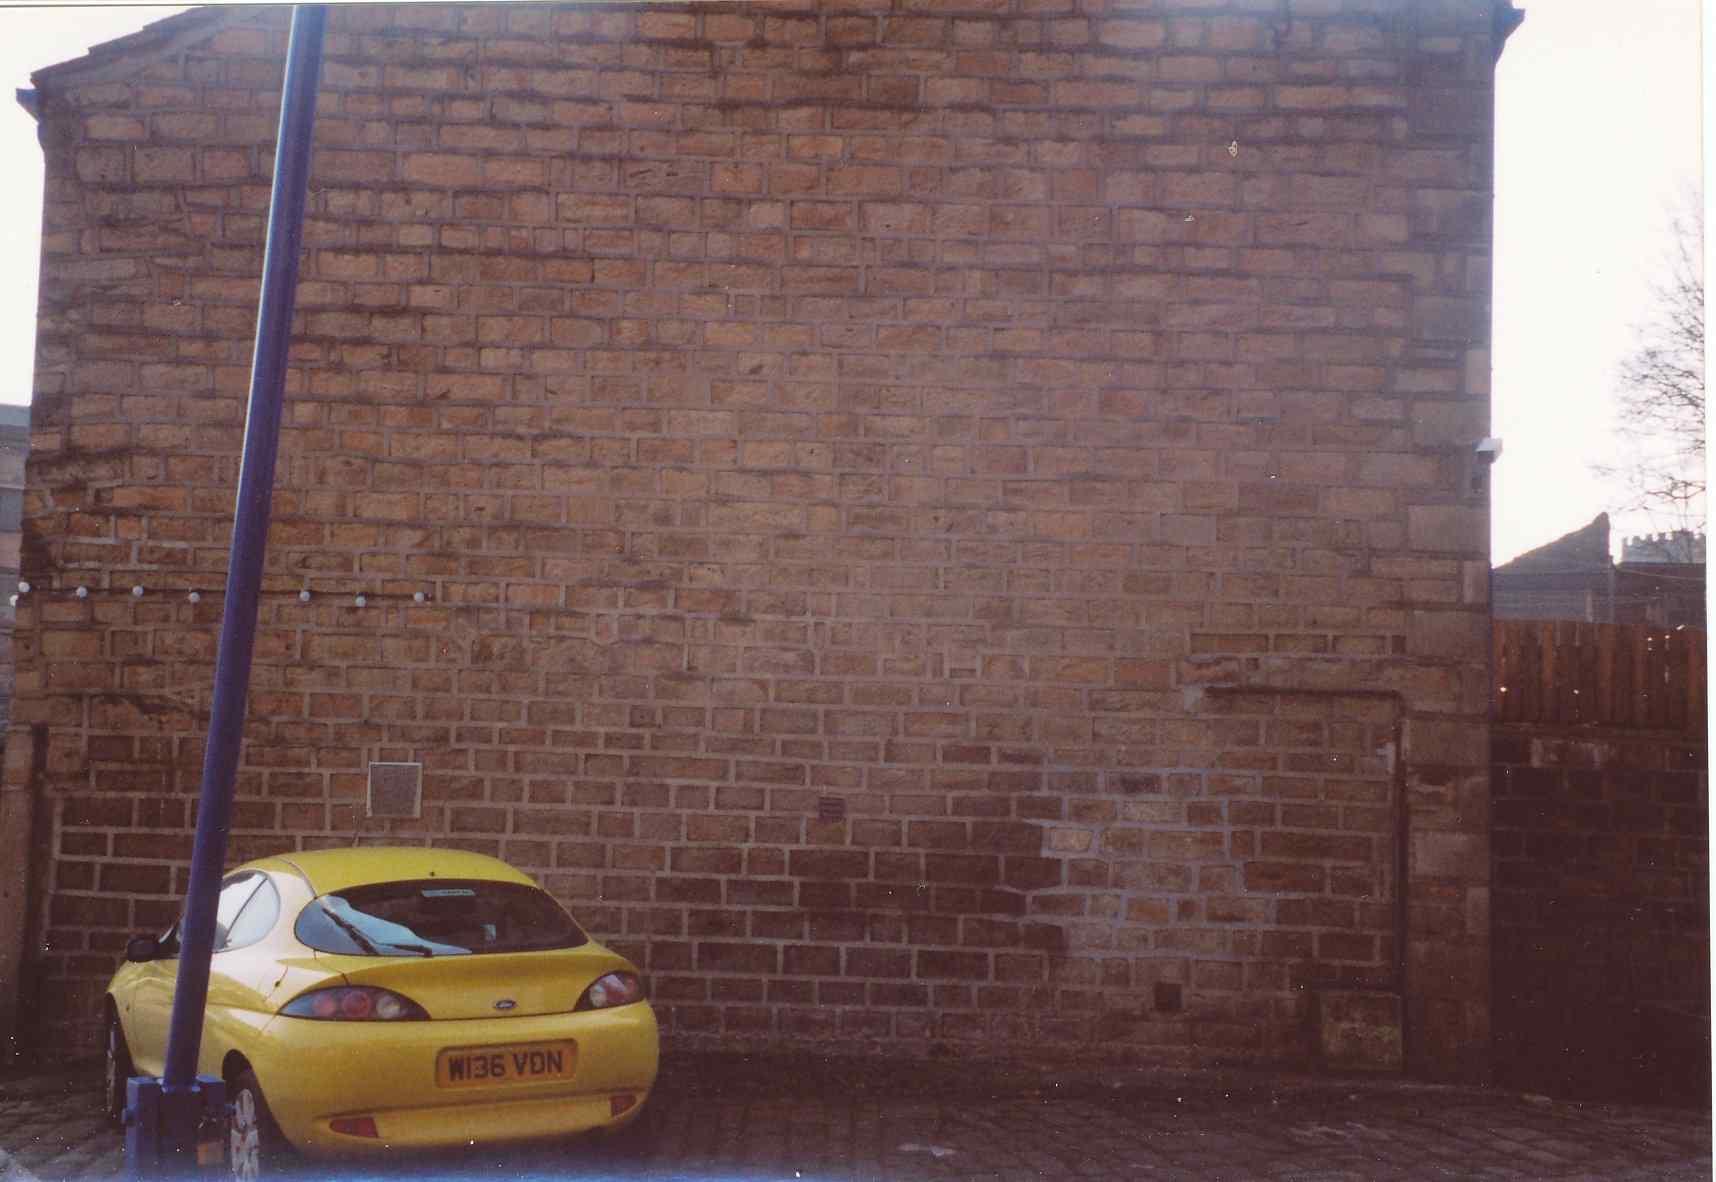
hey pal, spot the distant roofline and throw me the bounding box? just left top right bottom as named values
left=1493, top=513, right=1610, bottom=574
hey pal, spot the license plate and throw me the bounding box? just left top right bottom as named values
left=436, top=1041, right=576, bottom=1089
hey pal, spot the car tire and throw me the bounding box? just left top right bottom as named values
left=228, top=1068, right=289, bottom=1181
left=103, top=1011, right=133, bottom=1126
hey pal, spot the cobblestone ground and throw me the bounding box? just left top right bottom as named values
left=1, top=1055, right=1709, bottom=1181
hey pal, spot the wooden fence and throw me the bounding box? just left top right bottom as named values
left=1492, top=620, right=1707, bottom=732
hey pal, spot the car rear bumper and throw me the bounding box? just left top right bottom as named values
left=251, top=1002, right=658, bottom=1156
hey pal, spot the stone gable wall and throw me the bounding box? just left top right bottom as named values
left=9, top=0, right=1498, bottom=1077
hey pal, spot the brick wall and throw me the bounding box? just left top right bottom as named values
left=8, top=0, right=1502, bottom=1077
left=1492, top=724, right=1709, bottom=1100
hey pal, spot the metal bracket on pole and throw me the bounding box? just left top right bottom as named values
left=124, top=6, right=326, bottom=1177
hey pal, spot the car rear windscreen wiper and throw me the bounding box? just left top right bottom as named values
left=316, top=904, right=383, bottom=957
left=381, top=941, right=437, bottom=957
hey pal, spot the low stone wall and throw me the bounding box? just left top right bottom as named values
left=1491, top=724, right=1708, bottom=1101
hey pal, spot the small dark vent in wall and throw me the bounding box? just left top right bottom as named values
left=817, top=795, right=846, bottom=823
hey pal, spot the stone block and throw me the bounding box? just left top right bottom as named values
left=1317, top=990, right=1404, bottom=1073
left=1408, top=609, right=1488, bottom=661
left=1412, top=832, right=1487, bottom=880
left=1403, top=718, right=1488, bottom=768
left=1408, top=505, right=1487, bottom=554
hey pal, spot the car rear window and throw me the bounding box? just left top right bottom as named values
left=294, top=879, right=588, bottom=957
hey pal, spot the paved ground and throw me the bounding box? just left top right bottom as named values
left=0, top=1052, right=1709, bottom=1181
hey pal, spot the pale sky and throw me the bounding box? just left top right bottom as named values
left=0, top=1, right=1704, bottom=566
left=1491, top=0, right=1703, bottom=562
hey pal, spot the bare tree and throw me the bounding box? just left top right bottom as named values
left=1598, top=197, right=1705, bottom=526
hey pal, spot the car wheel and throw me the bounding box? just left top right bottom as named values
left=103, top=1012, right=133, bottom=1126
left=228, top=1069, right=288, bottom=1181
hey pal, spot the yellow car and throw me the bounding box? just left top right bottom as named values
left=103, top=847, right=659, bottom=1177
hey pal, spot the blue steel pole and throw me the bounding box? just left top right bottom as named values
left=141, top=5, right=326, bottom=1170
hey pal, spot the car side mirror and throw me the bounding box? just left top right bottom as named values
left=125, top=936, right=159, bottom=963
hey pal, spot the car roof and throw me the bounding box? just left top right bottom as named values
left=237, top=847, right=537, bottom=896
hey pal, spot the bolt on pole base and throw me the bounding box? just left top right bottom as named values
left=123, top=1075, right=227, bottom=1179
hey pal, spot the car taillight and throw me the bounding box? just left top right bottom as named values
left=580, top=971, right=644, bottom=1011
left=280, top=987, right=428, bottom=1021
